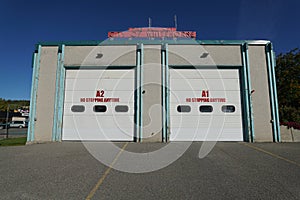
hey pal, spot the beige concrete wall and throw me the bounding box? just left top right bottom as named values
left=293, top=128, right=300, bottom=142
left=248, top=45, right=273, bottom=142
left=280, top=126, right=300, bottom=142
left=168, top=45, right=242, bottom=66
left=64, top=46, right=136, bottom=66
left=280, top=126, right=293, bottom=142
left=142, top=45, right=162, bottom=142
left=35, top=46, right=58, bottom=141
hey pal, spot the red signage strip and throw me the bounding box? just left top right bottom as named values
left=185, top=90, right=226, bottom=103
left=79, top=90, right=120, bottom=103
left=108, top=27, right=196, bottom=39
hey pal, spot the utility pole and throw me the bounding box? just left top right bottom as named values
left=5, top=104, right=9, bottom=138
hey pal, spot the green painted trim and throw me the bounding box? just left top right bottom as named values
left=136, top=44, right=141, bottom=142
left=161, top=48, right=166, bottom=142
left=139, top=44, right=144, bottom=142
left=56, top=45, right=65, bottom=141
left=35, top=41, right=102, bottom=49
left=27, top=45, right=42, bottom=142
left=35, top=39, right=269, bottom=50
left=270, top=47, right=280, bottom=142
left=198, top=40, right=258, bottom=45
left=31, top=52, right=36, bottom=68
left=165, top=44, right=170, bottom=142
left=244, top=43, right=255, bottom=142
left=161, top=44, right=167, bottom=142
left=27, top=52, right=37, bottom=142
left=266, top=44, right=277, bottom=142
left=240, top=66, right=249, bottom=142
left=241, top=45, right=250, bottom=142
left=52, top=52, right=62, bottom=141
left=169, top=65, right=242, bottom=69
left=64, top=66, right=136, bottom=69
left=266, top=43, right=280, bottom=142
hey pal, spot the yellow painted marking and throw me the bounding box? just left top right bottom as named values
left=243, top=143, right=300, bottom=167
left=86, top=142, right=129, bottom=200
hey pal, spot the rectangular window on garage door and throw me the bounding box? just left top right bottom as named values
left=177, top=105, right=191, bottom=113
left=221, top=105, right=235, bottom=113
left=199, top=105, right=213, bottom=113
left=93, top=105, right=107, bottom=112
left=115, top=105, right=129, bottom=112
left=71, top=105, right=85, bottom=112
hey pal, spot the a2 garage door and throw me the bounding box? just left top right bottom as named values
left=62, top=69, right=135, bottom=141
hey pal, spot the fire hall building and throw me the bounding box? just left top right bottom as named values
left=27, top=27, right=280, bottom=143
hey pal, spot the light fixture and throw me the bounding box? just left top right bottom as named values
left=200, top=53, right=209, bottom=58
left=96, top=53, right=103, bottom=59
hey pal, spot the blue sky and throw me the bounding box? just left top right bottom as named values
left=0, top=0, right=299, bottom=100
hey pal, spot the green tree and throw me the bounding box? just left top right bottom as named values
left=0, top=99, right=30, bottom=112
left=276, top=48, right=300, bottom=123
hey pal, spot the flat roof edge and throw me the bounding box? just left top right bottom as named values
left=35, top=39, right=271, bottom=50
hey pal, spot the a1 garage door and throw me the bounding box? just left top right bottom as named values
left=169, top=68, right=243, bottom=141
left=62, top=69, right=135, bottom=141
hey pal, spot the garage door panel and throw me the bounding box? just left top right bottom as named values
left=62, top=117, right=134, bottom=140
left=170, top=103, right=242, bottom=116
left=170, top=69, right=239, bottom=79
left=63, top=69, right=135, bottom=141
left=62, top=128, right=133, bottom=141
left=66, top=69, right=135, bottom=79
left=64, top=91, right=134, bottom=103
left=170, top=79, right=240, bottom=91
left=65, top=78, right=134, bottom=91
left=169, top=68, right=243, bottom=141
left=170, top=91, right=241, bottom=103
left=170, top=116, right=243, bottom=128
left=63, top=116, right=134, bottom=128
left=64, top=103, right=135, bottom=115
left=170, top=128, right=243, bottom=141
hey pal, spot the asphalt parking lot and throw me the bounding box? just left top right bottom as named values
left=0, top=142, right=299, bottom=200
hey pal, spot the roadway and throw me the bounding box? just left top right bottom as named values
left=0, top=127, right=27, bottom=138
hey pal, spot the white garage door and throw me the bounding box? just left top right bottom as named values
left=62, top=69, right=135, bottom=141
left=169, top=68, right=243, bottom=141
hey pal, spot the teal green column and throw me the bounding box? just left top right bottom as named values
left=56, top=45, right=65, bottom=141
left=242, top=43, right=255, bottom=142
left=165, top=44, right=169, bottom=142
left=136, top=44, right=141, bottom=142
left=52, top=50, right=62, bottom=141
left=52, top=45, right=65, bottom=141
left=266, top=43, right=280, bottom=142
left=161, top=44, right=168, bottom=142
left=241, top=45, right=250, bottom=142
left=136, top=43, right=144, bottom=142
left=140, top=43, right=144, bottom=142
left=270, top=45, right=281, bottom=142
left=27, top=45, right=42, bottom=142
